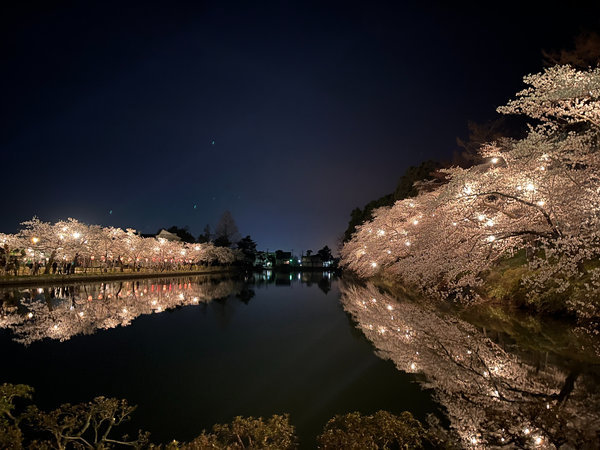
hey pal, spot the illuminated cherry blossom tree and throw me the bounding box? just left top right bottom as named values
left=1, top=217, right=240, bottom=275
left=341, top=65, right=600, bottom=318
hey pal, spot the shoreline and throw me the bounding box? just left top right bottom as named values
left=0, top=267, right=238, bottom=287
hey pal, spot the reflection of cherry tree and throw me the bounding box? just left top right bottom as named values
left=341, top=66, right=600, bottom=319
left=0, top=277, right=244, bottom=345
left=339, top=281, right=600, bottom=448
left=1, top=218, right=240, bottom=274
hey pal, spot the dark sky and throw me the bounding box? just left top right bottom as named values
left=2, top=1, right=599, bottom=253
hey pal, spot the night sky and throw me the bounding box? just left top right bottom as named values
left=2, top=1, right=599, bottom=253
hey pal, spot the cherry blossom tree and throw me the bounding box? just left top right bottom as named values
left=0, top=217, right=241, bottom=275
left=341, top=65, right=600, bottom=319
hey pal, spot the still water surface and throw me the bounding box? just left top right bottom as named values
left=0, top=272, right=439, bottom=447
left=1, top=272, right=599, bottom=448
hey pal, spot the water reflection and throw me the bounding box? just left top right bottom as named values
left=0, top=272, right=336, bottom=346
left=339, top=281, right=600, bottom=449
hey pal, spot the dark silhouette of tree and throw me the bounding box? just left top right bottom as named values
left=543, top=31, right=600, bottom=68
left=197, top=224, right=212, bottom=243
left=237, top=235, right=257, bottom=265
left=214, top=211, right=240, bottom=247
left=213, top=235, right=231, bottom=248
left=317, top=245, right=333, bottom=262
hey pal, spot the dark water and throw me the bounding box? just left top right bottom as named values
left=3, top=272, right=599, bottom=448
left=0, top=272, right=440, bottom=447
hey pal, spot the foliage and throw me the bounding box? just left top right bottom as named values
left=0, top=383, right=33, bottom=449
left=25, top=397, right=149, bottom=449
left=341, top=65, right=600, bottom=320
left=1, top=383, right=451, bottom=449
left=317, top=410, right=427, bottom=449
left=207, top=414, right=296, bottom=449
left=0, top=384, right=148, bottom=449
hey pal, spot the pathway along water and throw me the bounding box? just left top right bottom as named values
left=1, top=272, right=598, bottom=447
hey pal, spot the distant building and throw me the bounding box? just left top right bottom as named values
left=155, top=229, right=182, bottom=242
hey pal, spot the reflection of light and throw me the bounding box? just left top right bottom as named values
left=535, top=436, right=542, bottom=445
left=371, top=262, right=377, bottom=268
left=491, top=157, right=499, bottom=164
left=192, top=297, right=198, bottom=303
left=27, top=312, right=33, bottom=319
left=78, top=312, right=84, bottom=317
left=73, top=232, right=81, bottom=239
left=37, top=288, right=43, bottom=294
left=122, top=308, right=128, bottom=313
left=523, top=428, right=530, bottom=435
left=53, top=325, right=58, bottom=330
left=410, top=363, right=416, bottom=370
left=470, top=437, right=478, bottom=445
